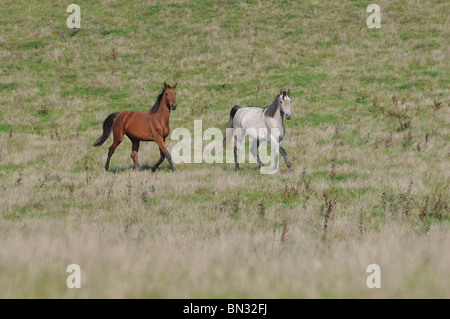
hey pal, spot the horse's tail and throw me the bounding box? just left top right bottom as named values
left=93, top=112, right=119, bottom=146
left=223, top=105, right=240, bottom=148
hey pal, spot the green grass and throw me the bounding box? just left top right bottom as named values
left=299, top=114, right=337, bottom=126
left=0, top=83, right=18, bottom=91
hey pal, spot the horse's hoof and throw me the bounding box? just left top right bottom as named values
left=234, top=167, right=240, bottom=172
left=151, top=167, right=156, bottom=172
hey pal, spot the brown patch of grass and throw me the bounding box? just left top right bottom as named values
left=396, top=119, right=411, bottom=132
left=321, top=190, right=337, bottom=241
left=432, top=99, right=444, bottom=111
left=281, top=219, right=289, bottom=243
left=402, top=130, right=414, bottom=149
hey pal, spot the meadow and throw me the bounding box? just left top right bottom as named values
left=0, top=0, right=449, bottom=298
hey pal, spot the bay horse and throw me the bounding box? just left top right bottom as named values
left=223, top=90, right=292, bottom=173
left=93, top=82, right=177, bottom=171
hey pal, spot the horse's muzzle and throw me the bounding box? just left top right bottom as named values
left=285, top=114, right=292, bottom=120
left=170, top=103, right=177, bottom=110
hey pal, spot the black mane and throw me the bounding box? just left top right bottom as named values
left=150, top=85, right=171, bottom=113
left=263, top=91, right=289, bottom=117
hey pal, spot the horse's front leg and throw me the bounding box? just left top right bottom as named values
left=234, top=133, right=245, bottom=171
left=151, top=148, right=165, bottom=172
left=154, top=136, right=176, bottom=171
left=260, top=135, right=281, bottom=174
left=250, top=139, right=264, bottom=168
left=278, top=137, right=292, bottom=172
left=279, top=146, right=292, bottom=172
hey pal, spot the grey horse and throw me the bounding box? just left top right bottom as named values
left=223, top=90, right=293, bottom=174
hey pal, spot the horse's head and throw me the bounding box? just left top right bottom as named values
left=164, top=82, right=177, bottom=110
left=279, top=89, right=291, bottom=120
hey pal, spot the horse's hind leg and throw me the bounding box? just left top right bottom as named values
left=105, top=133, right=123, bottom=171
left=279, top=146, right=292, bottom=172
left=130, top=139, right=140, bottom=170
left=234, top=133, right=244, bottom=171
left=105, top=140, right=121, bottom=171
left=250, top=139, right=264, bottom=168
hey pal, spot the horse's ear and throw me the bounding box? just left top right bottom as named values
left=280, top=89, right=283, bottom=96
left=164, top=82, right=167, bottom=89
left=172, top=82, right=177, bottom=90
left=287, top=89, right=290, bottom=96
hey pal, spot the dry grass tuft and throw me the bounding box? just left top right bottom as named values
left=432, top=99, right=444, bottom=111
left=321, top=190, right=337, bottom=241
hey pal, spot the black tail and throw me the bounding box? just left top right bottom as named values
left=229, top=105, right=241, bottom=122
left=223, top=105, right=241, bottom=148
left=93, top=112, right=119, bottom=146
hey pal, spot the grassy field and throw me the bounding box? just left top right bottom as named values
left=0, top=0, right=449, bottom=298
